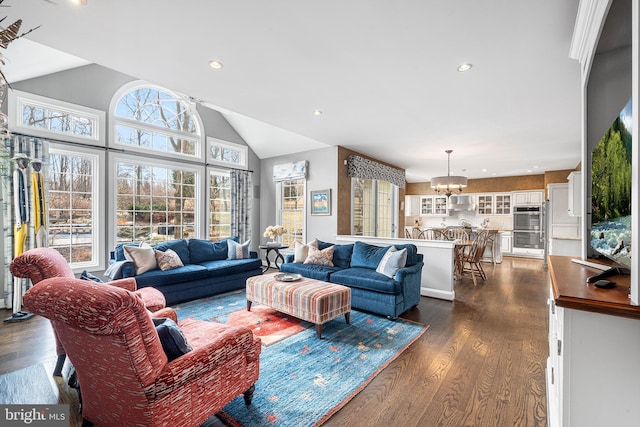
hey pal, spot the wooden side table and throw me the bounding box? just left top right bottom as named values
left=258, top=244, right=289, bottom=272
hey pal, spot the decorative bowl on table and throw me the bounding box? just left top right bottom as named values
left=266, top=241, right=282, bottom=248
left=275, top=273, right=302, bottom=282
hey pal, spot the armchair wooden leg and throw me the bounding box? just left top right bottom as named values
left=243, top=384, right=256, bottom=405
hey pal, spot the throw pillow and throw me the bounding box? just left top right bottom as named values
left=154, top=249, right=184, bottom=271
left=124, top=243, right=158, bottom=275
left=228, top=239, right=251, bottom=260
left=376, top=246, right=408, bottom=278
left=294, top=238, right=319, bottom=263
left=152, top=318, right=192, bottom=362
left=79, top=270, right=104, bottom=283
left=304, top=245, right=334, bottom=266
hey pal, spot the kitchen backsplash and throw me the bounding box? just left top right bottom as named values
left=406, top=214, right=513, bottom=230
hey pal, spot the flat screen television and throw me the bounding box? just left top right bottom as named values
left=590, top=97, right=632, bottom=273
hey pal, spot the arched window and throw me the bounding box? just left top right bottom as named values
left=110, top=82, right=204, bottom=245
left=112, top=83, right=202, bottom=159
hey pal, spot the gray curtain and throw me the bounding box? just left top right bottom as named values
left=230, top=169, right=252, bottom=243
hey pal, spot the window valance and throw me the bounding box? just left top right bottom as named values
left=347, top=155, right=405, bottom=188
left=272, top=160, right=308, bottom=182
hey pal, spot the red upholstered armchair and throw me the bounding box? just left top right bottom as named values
left=10, top=247, right=167, bottom=376
left=23, top=277, right=261, bottom=427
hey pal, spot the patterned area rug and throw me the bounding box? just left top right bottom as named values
left=175, top=290, right=305, bottom=346
left=175, top=290, right=428, bottom=427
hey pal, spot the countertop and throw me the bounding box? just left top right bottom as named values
left=548, top=255, right=639, bottom=320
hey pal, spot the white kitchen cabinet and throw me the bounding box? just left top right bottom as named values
left=513, top=191, right=543, bottom=206
left=567, top=171, right=581, bottom=217
left=494, top=194, right=511, bottom=215
left=548, top=183, right=580, bottom=240
left=476, top=194, right=493, bottom=215
left=501, top=231, right=512, bottom=254
left=420, top=195, right=447, bottom=215
left=475, top=193, right=511, bottom=215
left=405, top=195, right=420, bottom=216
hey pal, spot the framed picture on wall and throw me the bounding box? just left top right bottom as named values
left=310, top=189, right=331, bottom=215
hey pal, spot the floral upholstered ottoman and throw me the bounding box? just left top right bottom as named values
left=246, top=273, right=351, bottom=338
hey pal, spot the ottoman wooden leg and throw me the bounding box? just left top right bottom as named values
left=247, top=301, right=252, bottom=311
left=345, top=312, right=350, bottom=324
left=315, top=324, right=323, bottom=339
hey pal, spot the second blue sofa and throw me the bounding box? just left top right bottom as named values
left=280, top=240, right=423, bottom=318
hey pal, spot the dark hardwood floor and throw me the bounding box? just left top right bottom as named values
left=0, top=256, right=550, bottom=427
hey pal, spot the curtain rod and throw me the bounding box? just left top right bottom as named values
left=10, top=132, right=254, bottom=173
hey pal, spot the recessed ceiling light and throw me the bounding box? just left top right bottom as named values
left=312, top=110, right=323, bottom=116
left=527, top=170, right=533, bottom=173
left=208, top=60, right=223, bottom=69
left=533, top=165, right=540, bottom=169
left=457, top=63, right=473, bottom=72
left=481, top=168, right=487, bottom=172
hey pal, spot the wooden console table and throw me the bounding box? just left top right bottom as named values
left=546, top=255, right=640, bottom=427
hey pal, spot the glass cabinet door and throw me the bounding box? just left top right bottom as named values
left=477, top=195, right=493, bottom=214
left=495, top=194, right=511, bottom=215
left=420, top=196, right=433, bottom=215
left=434, top=196, right=448, bottom=215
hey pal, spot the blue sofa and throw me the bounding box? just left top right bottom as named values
left=280, top=240, right=424, bottom=318
left=109, top=238, right=262, bottom=305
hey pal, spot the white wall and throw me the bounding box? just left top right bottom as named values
left=259, top=146, right=338, bottom=245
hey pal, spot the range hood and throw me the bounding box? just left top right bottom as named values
left=448, top=194, right=476, bottom=211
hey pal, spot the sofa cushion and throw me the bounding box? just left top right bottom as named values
left=304, top=246, right=334, bottom=266
left=228, top=239, right=251, bottom=260
left=350, top=241, right=389, bottom=270
left=294, top=239, right=318, bottom=262
left=124, top=243, right=158, bottom=275
left=198, top=258, right=262, bottom=277
left=154, top=249, right=184, bottom=271
left=330, top=267, right=401, bottom=294
left=153, top=239, right=190, bottom=265
left=114, top=242, right=141, bottom=262
left=133, top=264, right=209, bottom=287
left=316, top=240, right=353, bottom=269
left=390, top=244, right=418, bottom=267
left=376, top=246, right=407, bottom=278
left=188, top=237, right=238, bottom=263
left=279, top=262, right=343, bottom=282
left=152, top=317, right=192, bottom=362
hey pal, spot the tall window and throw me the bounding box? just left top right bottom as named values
left=114, top=159, right=198, bottom=243
left=352, top=178, right=397, bottom=237
left=279, top=179, right=305, bottom=246
left=209, top=169, right=231, bottom=240
left=48, top=146, right=103, bottom=269
left=113, top=84, right=201, bottom=159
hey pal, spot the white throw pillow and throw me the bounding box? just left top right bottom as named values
left=228, top=239, right=251, bottom=260
left=294, top=239, right=318, bottom=263
left=376, top=246, right=407, bottom=278
left=123, top=243, right=158, bottom=275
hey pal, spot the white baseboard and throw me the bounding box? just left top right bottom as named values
left=421, top=287, right=455, bottom=301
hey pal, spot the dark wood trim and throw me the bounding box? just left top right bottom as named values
left=548, top=255, right=640, bottom=319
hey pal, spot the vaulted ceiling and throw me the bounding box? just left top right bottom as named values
left=3, top=0, right=582, bottom=182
